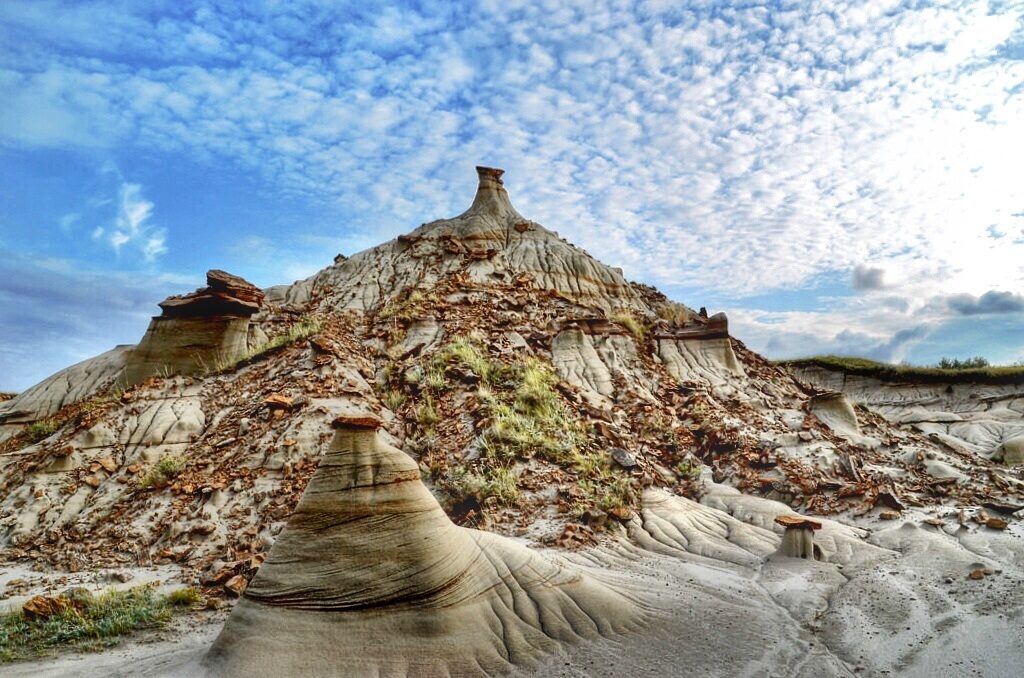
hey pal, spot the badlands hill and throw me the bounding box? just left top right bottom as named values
left=1, top=167, right=1022, bottom=677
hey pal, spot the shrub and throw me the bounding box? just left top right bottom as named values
left=937, top=356, right=989, bottom=369
left=779, top=355, right=1024, bottom=384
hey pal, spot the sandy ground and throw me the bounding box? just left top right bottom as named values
left=3, top=612, right=224, bottom=678
left=4, top=515, right=1022, bottom=677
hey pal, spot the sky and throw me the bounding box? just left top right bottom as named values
left=1, top=0, right=1023, bottom=391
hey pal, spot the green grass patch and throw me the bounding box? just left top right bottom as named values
left=138, top=456, right=184, bottom=490
left=433, top=336, right=501, bottom=384
left=781, top=355, right=1024, bottom=385
left=382, top=388, right=408, bottom=412
left=415, top=396, right=441, bottom=428
left=577, top=472, right=634, bottom=514
left=477, top=359, right=586, bottom=466
left=0, top=586, right=185, bottom=663
left=419, top=343, right=637, bottom=515
left=23, top=418, right=59, bottom=443
left=440, top=464, right=520, bottom=507
left=164, top=587, right=202, bottom=607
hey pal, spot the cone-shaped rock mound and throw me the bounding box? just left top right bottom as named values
left=203, top=415, right=644, bottom=676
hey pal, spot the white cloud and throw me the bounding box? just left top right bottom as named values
left=96, top=182, right=166, bottom=261
left=0, top=0, right=1021, bottom=362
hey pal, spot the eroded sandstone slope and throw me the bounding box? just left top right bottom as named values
left=1, top=167, right=1022, bottom=676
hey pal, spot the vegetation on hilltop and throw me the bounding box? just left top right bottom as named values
left=780, top=355, right=1024, bottom=384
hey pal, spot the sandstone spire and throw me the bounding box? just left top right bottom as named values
left=463, top=165, right=523, bottom=220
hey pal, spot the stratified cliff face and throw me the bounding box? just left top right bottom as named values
left=1, top=167, right=1021, bottom=676
left=793, top=364, right=1024, bottom=467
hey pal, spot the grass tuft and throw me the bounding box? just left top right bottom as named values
left=382, top=388, right=407, bottom=412
left=0, top=586, right=184, bottom=663
left=441, top=465, right=520, bottom=507
left=23, top=419, right=59, bottom=443
left=138, top=456, right=184, bottom=490
left=415, top=396, right=441, bottom=428
left=612, top=311, right=647, bottom=341
left=164, top=587, right=202, bottom=607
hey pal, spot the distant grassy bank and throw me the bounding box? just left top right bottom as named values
left=779, top=355, right=1024, bottom=385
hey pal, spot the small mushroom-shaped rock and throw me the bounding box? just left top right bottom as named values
left=774, top=515, right=823, bottom=560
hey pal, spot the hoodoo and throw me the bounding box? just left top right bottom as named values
left=204, top=414, right=641, bottom=676
left=122, top=269, right=264, bottom=385
left=462, top=165, right=524, bottom=220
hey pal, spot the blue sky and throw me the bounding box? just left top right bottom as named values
left=1, top=0, right=1023, bottom=391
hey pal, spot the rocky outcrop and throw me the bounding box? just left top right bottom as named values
left=123, top=270, right=263, bottom=386
left=205, top=414, right=642, bottom=676
left=794, top=364, right=1024, bottom=464
left=0, top=346, right=131, bottom=443
left=270, top=166, right=645, bottom=312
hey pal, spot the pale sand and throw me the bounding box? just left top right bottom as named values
left=7, top=512, right=1022, bottom=677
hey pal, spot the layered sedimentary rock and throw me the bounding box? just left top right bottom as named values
left=794, top=364, right=1024, bottom=464
left=551, top=318, right=656, bottom=407
left=205, top=415, right=642, bottom=676
left=807, top=393, right=859, bottom=435
left=0, top=346, right=131, bottom=442
left=269, top=166, right=645, bottom=312
left=655, top=314, right=745, bottom=394
left=123, top=270, right=264, bottom=386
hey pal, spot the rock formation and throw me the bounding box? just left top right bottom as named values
left=122, top=270, right=264, bottom=385
left=205, top=415, right=641, bottom=676
left=793, top=362, right=1024, bottom=465
left=1, top=165, right=1022, bottom=676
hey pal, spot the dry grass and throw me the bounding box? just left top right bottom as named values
left=612, top=311, right=647, bottom=341
left=655, top=301, right=691, bottom=325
